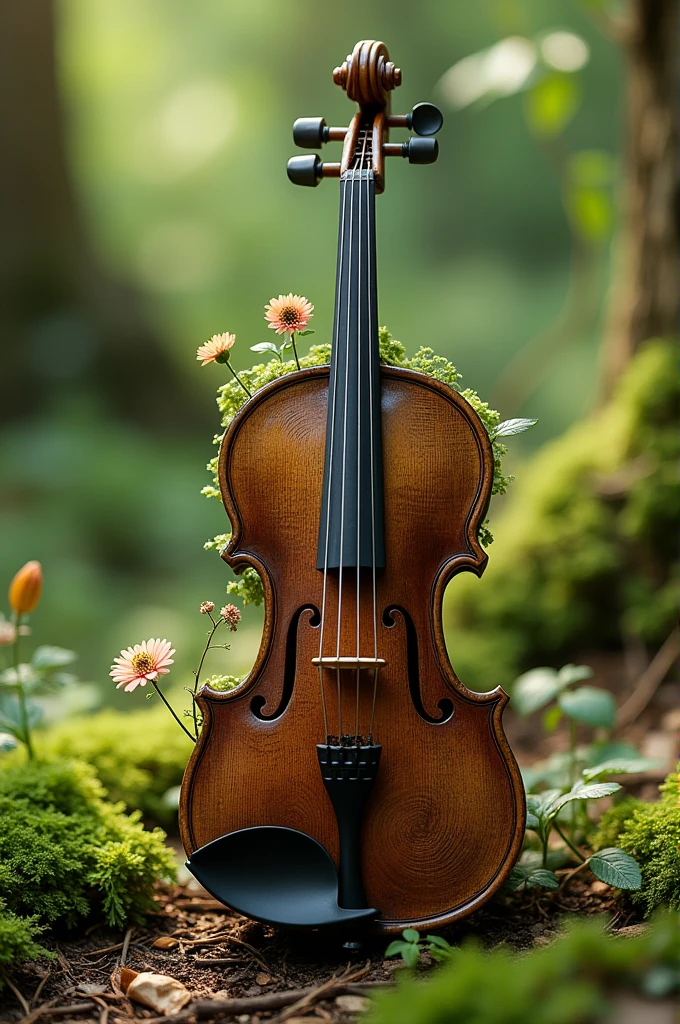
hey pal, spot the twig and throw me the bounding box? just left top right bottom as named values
left=119, top=929, right=133, bottom=968
left=191, top=978, right=389, bottom=1020
left=616, top=627, right=680, bottom=729
left=30, top=968, right=52, bottom=1008
left=177, top=931, right=270, bottom=971
left=4, top=973, right=30, bottom=1015
left=21, top=1002, right=97, bottom=1020
left=192, top=957, right=246, bottom=966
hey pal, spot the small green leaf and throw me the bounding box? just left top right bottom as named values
left=525, top=73, right=580, bottom=138
left=250, top=342, right=279, bottom=354
left=505, top=866, right=529, bottom=891
left=556, top=664, right=593, bottom=687
left=526, top=810, right=541, bottom=830
left=297, top=330, right=315, bottom=336
left=402, top=928, right=420, bottom=943
left=426, top=935, right=453, bottom=951
left=582, top=758, right=661, bottom=782
left=0, top=665, right=39, bottom=687
left=526, top=868, right=559, bottom=889
left=512, top=667, right=560, bottom=715
left=552, top=781, right=620, bottom=815
left=401, top=943, right=420, bottom=968
left=32, top=646, right=77, bottom=671
left=491, top=418, right=538, bottom=439
left=543, top=705, right=563, bottom=732
left=558, top=686, right=616, bottom=728
left=589, top=848, right=641, bottom=890
left=385, top=940, right=409, bottom=957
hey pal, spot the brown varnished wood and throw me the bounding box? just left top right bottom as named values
left=179, top=366, right=526, bottom=932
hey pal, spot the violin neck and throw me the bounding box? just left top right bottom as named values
left=316, top=169, right=385, bottom=571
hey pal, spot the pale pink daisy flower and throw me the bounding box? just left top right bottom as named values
left=110, top=638, right=175, bottom=693
left=196, top=332, right=236, bottom=366
left=264, top=294, right=313, bottom=335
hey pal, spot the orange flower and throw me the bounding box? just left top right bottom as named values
left=9, top=561, right=42, bottom=616
left=264, top=294, right=313, bottom=335
left=197, top=332, right=236, bottom=366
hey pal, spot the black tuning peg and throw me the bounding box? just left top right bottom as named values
left=287, top=154, right=323, bottom=187
left=293, top=118, right=329, bottom=148
left=406, top=103, right=443, bottom=137
left=404, top=137, right=439, bottom=165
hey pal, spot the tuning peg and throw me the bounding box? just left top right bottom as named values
left=405, top=137, right=439, bottom=164
left=293, top=118, right=329, bottom=148
left=287, top=154, right=322, bottom=186
left=408, top=103, right=443, bottom=136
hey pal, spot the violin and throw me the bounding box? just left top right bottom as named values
left=180, top=40, right=525, bottom=933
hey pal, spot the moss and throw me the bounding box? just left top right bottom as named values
left=0, top=901, right=53, bottom=978
left=0, top=759, right=175, bottom=929
left=595, top=767, right=680, bottom=916
left=204, top=328, right=511, bottom=605
left=23, top=706, right=192, bottom=825
left=366, top=912, right=679, bottom=1024
left=445, top=339, right=680, bottom=689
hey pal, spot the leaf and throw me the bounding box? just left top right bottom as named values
left=491, top=418, right=538, bottom=439
left=525, top=73, right=580, bottom=138
left=543, top=706, right=563, bottom=732
left=527, top=789, right=563, bottom=826
left=401, top=943, right=420, bottom=968
left=0, top=665, right=39, bottom=688
left=250, top=342, right=279, bottom=354
left=568, top=186, right=612, bottom=243
left=296, top=330, right=315, bottom=336
left=512, top=667, right=560, bottom=715
left=505, top=866, right=529, bottom=891
left=0, top=694, right=43, bottom=732
left=526, top=868, right=559, bottom=890
left=552, top=782, right=621, bottom=815
left=426, top=935, right=453, bottom=951
left=589, top=848, right=642, bottom=890
left=558, top=686, right=616, bottom=728
left=582, top=758, right=662, bottom=782
left=556, top=664, right=593, bottom=687
left=385, top=940, right=409, bottom=957
left=32, top=646, right=77, bottom=670
left=526, top=810, right=541, bottom=830
left=402, top=928, right=420, bottom=943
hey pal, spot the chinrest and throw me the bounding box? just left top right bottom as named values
left=186, top=825, right=377, bottom=928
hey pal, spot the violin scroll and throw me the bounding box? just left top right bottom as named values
left=286, top=39, right=443, bottom=191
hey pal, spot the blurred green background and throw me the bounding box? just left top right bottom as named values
left=0, top=1, right=628, bottom=708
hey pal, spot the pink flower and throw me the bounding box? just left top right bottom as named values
left=199, top=601, right=215, bottom=615
left=264, top=294, right=313, bottom=335
left=110, top=638, right=175, bottom=693
left=197, top=333, right=236, bottom=366
left=220, top=604, right=241, bottom=631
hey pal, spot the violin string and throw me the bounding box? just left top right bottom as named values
left=317, top=166, right=349, bottom=741
left=368, top=137, right=379, bottom=741
left=335, top=164, right=356, bottom=741
left=355, top=129, right=369, bottom=747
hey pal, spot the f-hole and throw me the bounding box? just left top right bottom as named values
left=250, top=604, right=320, bottom=721
left=383, top=605, right=454, bottom=724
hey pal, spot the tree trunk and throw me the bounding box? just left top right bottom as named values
left=601, top=0, right=679, bottom=393
left=0, top=0, right=205, bottom=429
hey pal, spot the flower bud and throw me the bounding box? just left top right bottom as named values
left=9, top=561, right=42, bottom=616
left=199, top=601, right=215, bottom=615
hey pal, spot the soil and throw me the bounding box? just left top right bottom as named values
left=1, top=876, right=640, bottom=1024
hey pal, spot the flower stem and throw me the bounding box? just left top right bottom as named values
left=11, top=613, right=34, bottom=760
left=226, top=361, right=252, bottom=397
left=151, top=680, right=195, bottom=742
left=553, top=821, right=587, bottom=863
left=290, top=332, right=301, bottom=370
left=192, top=615, right=222, bottom=738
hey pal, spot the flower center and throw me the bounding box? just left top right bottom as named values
left=280, top=306, right=298, bottom=327
left=132, top=652, right=154, bottom=675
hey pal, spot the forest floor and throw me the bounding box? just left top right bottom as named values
left=2, top=875, right=643, bottom=1024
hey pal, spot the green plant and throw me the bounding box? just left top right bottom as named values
left=0, top=900, right=53, bottom=981
left=202, top=326, right=535, bottom=604
left=594, top=767, right=680, bottom=916
left=0, top=759, right=175, bottom=929
left=386, top=928, right=455, bottom=968
left=369, top=913, right=679, bottom=1024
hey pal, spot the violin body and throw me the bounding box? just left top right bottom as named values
left=180, top=365, right=525, bottom=931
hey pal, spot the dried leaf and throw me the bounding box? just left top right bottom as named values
left=152, top=936, right=180, bottom=950
left=126, top=971, right=191, bottom=1015
left=255, top=972, right=271, bottom=985
left=335, top=994, right=370, bottom=1012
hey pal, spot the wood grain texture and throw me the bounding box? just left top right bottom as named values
left=179, top=366, right=526, bottom=933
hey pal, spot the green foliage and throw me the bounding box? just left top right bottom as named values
left=204, top=328, right=520, bottom=602
left=22, top=707, right=192, bottom=825
left=0, top=901, right=53, bottom=979
left=595, top=768, right=680, bottom=915
left=446, top=340, right=680, bottom=689
left=386, top=929, right=455, bottom=968
left=0, top=760, right=175, bottom=930
left=369, top=913, right=680, bottom=1024
left=0, top=643, right=81, bottom=754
